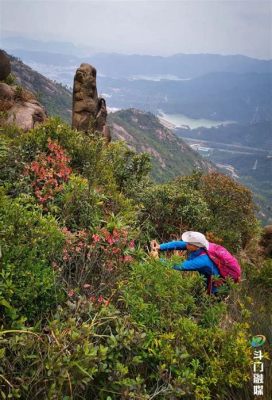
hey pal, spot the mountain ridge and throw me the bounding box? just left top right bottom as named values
left=5, top=47, right=272, bottom=77
left=7, top=49, right=271, bottom=124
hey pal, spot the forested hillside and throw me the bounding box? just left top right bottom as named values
left=9, top=54, right=72, bottom=123
left=109, top=109, right=212, bottom=182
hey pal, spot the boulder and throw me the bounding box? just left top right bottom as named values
left=0, top=83, right=47, bottom=131
left=6, top=100, right=47, bottom=131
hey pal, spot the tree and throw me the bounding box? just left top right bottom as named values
left=199, top=172, right=259, bottom=251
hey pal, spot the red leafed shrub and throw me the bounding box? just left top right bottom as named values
left=25, top=139, right=72, bottom=205
left=59, top=226, right=135, bottom=294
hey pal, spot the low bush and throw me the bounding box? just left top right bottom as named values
left=199, top=173, right=259, bottom=252
left=0, top=189, right=65, bottom=325
left=56, top=174, right=104, bottom=231
left=139, top=180, right=211, bottom=242
left=59, top=223, right=137, bottom=292
left=0, top=304, right=148, bottom=399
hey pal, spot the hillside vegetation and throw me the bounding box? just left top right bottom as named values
left=109, top=109, right=212, bottom=182
left=9, top=54, right=72, bottom=123
left=0, top=114, right=271, bottom=399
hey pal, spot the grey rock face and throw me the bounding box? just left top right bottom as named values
left=72, top=63, right=111, bottom=142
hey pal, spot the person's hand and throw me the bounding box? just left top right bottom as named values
left=150, top=240, right=160, bottom=252
left=149, top=249, right=159, bottom=259
left=149, top=240, right=160, bottom=259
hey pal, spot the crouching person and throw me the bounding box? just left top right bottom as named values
left=151, top=231, right=241, bottom=295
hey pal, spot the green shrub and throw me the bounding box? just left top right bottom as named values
left=121, top=257, right=206, bottom=328
left=0, top=304, right=149, bottom=399
left=12, top=118, right=149, bottom=191
left=0, top=189, right=65, bottom=325
left=139, top=181, right=211, bottom=241
left=3, top=73, right=16, bottom=85
left=199, top=173, right=259, bottom=251
left=0, top=135, right=9, bottom=163
left=0, top=290, right=252, bottom=400
left=0, top=125, right=25, bottom=193
left=118, top=258, right=252, bottom=399
left=246, top=258, right=272, bottom=290
left=55, top=174, right=104, bottom=231
left=102, top=141, right=152, bottom=197
left=1, top=119, right=141, bottom=229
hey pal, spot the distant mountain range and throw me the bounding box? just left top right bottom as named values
left=5, top=47, right=272, bottom=124
left=99, top=72, right=272, bottom=123
left=5, top=47, right=272, bottom=78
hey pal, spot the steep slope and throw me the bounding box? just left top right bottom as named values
left=9, top=53, right=72, bottom=123
left=108, top=109, right=213, bottom=182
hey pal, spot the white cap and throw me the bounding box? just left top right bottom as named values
left=182, top=231, right=209, bottom=249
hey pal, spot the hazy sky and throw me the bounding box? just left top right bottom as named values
left=1, top=0, right=272, bottom=59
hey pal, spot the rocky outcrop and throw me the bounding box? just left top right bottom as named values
left=72, top=63, right=111, bottom=143
left=0, top=50, right=11, bottom=80
left=0, top=81, right=47, bottom=131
